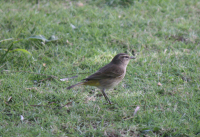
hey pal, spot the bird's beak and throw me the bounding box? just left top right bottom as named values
left=130, top=56, right=136, bottom=59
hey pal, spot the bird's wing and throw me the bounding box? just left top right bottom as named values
left=83, top=63, right=124, bottom=80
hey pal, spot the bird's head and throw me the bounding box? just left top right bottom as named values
left=111, top=53, right=135, bottom=66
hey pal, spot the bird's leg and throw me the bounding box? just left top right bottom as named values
left=101, top=89, right=112, bottom=105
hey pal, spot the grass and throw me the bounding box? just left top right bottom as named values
left=0, top=0, right=200, bottom=136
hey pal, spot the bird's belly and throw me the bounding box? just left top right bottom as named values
left=83, top=80, right=100, bottom=86
left=98, top=76, right=124, bottom=89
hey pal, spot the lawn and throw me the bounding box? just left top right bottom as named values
left=0, top=0, right=200, bottom=136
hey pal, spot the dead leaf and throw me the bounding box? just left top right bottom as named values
left=64, top=101, right=73, bottom=109
left=85, top=96, right=96, bottom=103
left=183, top=49, right=190, bottom=53
left=7, top=96, right=12, bottom=102
left=76, top=2, right=84, bottom=7
left=164, top=49, right=167, bottom=54
left=157, top=82, right=162, bottom=86
left=20, top=115, right=24, bottom=121
left=124, top=106, right=140, bottom=120
left=133, top=106, right=140, bottom=116
left=25, top=87, right=38, bottom=92
left=60, top=75, right=78, bottom=81
left=66, top=40, right=73, bottom=45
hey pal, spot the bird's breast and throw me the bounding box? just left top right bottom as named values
left=98, top=72, right=125, bottom=89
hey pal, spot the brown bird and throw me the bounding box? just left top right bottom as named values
left=67, top=53, right=135, bottom=104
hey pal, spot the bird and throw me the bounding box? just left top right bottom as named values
left=67, top=53, right=135, bottom=104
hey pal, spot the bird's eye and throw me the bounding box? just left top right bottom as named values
left=123, top=56, right=129, bottom=59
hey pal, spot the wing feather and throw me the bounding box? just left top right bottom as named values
left=83, top=63, right=124, bottom=80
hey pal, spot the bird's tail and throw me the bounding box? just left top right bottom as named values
left=67, top=82, right=84, bottom=89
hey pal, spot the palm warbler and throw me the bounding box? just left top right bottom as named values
left=67, top=53, right=135, bottom=104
